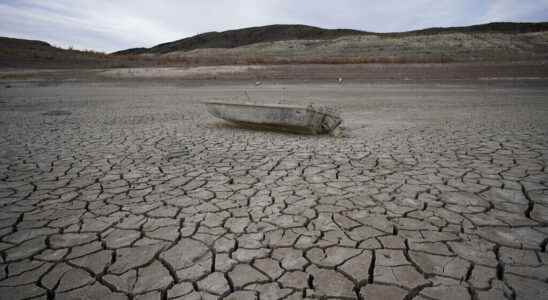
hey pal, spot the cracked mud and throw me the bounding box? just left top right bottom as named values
left=0, top=81, right=547, bottom=299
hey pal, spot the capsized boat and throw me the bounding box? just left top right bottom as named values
left=204, top=101, right=342, bottom=134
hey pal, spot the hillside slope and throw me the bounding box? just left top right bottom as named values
left=115, top=22, right=548, bottom=55
left=114, top=24, right=367, bottom=55
left=0, top=37, right=118, bottom=68
left=2, top=22, right=548, bottom=68
left=160, top=31, right=548, bottom=64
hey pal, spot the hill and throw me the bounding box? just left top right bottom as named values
left=2, top=22, right=548, bottom=68
left=0, top=37, right=140, bottom=68
left=159, top=30, right=548, bottom=64
left=114, top=22, right=548, bottom=55
left=114, top=24, right=367, bottom=55
left=392, top=21, right=548, bottom=36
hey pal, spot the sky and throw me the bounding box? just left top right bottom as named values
left=1, top=0, right=547, bottom=53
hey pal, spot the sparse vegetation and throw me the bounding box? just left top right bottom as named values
left=142, top=31, right=546, bottom=66
left=114, top=22, right=548, bottom=55
left=1, top=22, right=548, bottom=68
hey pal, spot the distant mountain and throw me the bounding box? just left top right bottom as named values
left=114, top=22, right=548, bottom=55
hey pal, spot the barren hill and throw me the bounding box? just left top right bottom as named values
left=159, top=30, right=548, bottom=64
left=2, top=22, right=548, bottom=68
left=114, top=24, right=367, bottom=55
left=114, top=22, right=548, bottom=56
left=0, top=37, right=119, bottom=68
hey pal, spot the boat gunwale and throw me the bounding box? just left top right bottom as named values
left=203, top=100, right=309, bottom=111
left=203, top=101, right=341, bottom=119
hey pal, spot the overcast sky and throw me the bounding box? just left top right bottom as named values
left=1, top=0, right=547, bottom=53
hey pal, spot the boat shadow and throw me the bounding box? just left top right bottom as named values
left=203, top=121, right=333, bottom=136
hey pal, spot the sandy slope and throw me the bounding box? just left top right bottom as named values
left=158, top=32, right=548, bottom=64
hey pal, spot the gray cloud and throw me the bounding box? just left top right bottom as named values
left=1, top=0, right=547, bottom=52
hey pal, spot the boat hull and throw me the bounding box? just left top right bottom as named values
left=204, top=101, right=341, bottom=134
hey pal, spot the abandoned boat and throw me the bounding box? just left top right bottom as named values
left=204, top=101, right=342, bottom=134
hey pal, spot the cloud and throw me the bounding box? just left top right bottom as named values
left=0, top=0, right=184, bottom=51
left=481, top=0, right=548, bottom=22
left=0, top=0, right=547, bottom=52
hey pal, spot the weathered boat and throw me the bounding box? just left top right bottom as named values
left=204, top=101, right=342, bottom=134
